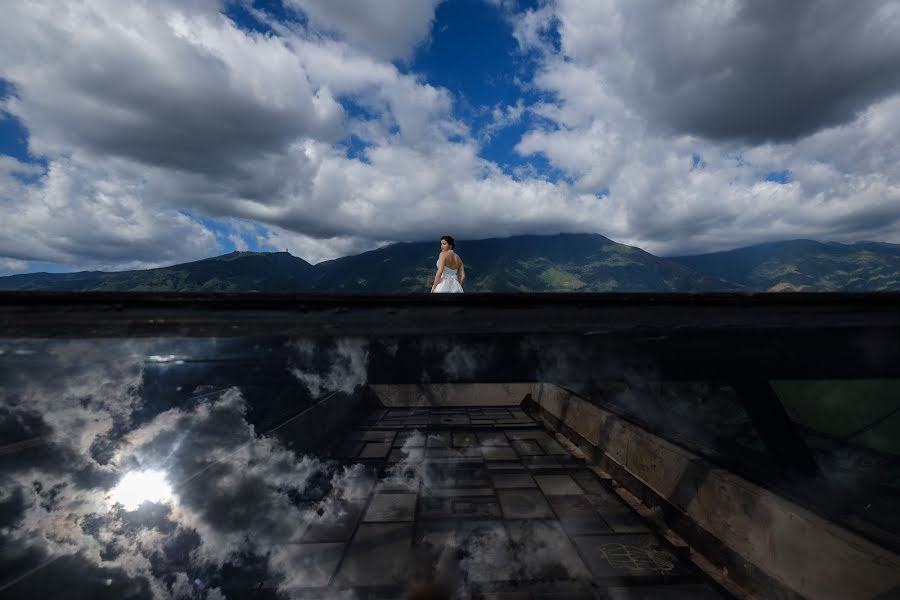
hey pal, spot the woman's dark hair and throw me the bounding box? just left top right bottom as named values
left=440, top=235, right=456, bottom=249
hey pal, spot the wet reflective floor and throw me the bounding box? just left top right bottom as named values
left=0, top=337, right=733, bottom=599
left=302, top=407, right=732, bottom=599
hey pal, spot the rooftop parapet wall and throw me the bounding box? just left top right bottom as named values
left=529, top=382, right=900, bottom=600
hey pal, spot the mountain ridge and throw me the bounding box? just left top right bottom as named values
left=2, top=234, right=898, bottom=292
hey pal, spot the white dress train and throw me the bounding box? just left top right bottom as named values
left=432, top=260, right=464, bottom=293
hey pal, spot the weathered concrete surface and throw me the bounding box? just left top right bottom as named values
left=531, top=382, right=900, bottom=600
left=369, top=383, right=532, bottom=407
left=2, top=292, right=897, bottom=338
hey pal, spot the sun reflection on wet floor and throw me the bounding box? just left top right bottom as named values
left=108, top=470, right=173, bottom=511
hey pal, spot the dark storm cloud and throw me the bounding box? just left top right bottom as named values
left=617, top=0, right=900, bottom=142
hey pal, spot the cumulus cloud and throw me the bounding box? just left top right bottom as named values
left=289, top=337, right=369, bottom=398
left=0, top=1, right=343, bottom=171
left=0, top=338, right=386, bottom=598
left=509, top=0, right=900, bottom=255
left=548, top=0, right=900, bottom=143
left=1, top=0, right=899, bottom=270
left=284, top=0, right=444, bottom=61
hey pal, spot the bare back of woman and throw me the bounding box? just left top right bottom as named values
left=432, top=235, right=465, bottom=293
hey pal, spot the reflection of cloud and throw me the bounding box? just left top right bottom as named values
left=383, top=432, right=429, bottom=491
left=290, top=337, right=369, bottom=398
left=0, top=339, right=375, bottom=599
left=442, top=346, right=480, bottom=380
left=416, top=338, right=494, bottom=382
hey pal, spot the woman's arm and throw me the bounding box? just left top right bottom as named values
left=431, top=255, right=445, bottom=291
left=459, top=262, right=465, bottom=285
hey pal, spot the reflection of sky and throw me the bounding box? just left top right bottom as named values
left=3, top=335, right=898, bottom=597
left=0, top=337, right=369, bottom=599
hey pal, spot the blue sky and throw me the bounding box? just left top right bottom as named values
left=1, top=0, right=899, bottom=274
left=0, top=80, right=31, bottom=164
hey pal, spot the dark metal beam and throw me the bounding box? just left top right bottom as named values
left=728, top=379, right=822, bottom=478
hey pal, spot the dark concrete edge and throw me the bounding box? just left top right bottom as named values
left=523, top=398, right=805, bottom=600
left=2, top=291, right=900, bottom=308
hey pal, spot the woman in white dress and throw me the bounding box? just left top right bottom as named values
left=431, top=235, right=465, bottom=293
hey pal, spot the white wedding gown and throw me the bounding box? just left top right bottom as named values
left=432, top=259, right=464, bottom=293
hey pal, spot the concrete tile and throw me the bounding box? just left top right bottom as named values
left=427, top=432, right=451, bottom=448
left=548, top=496, right=614, bottom=536
left=534, top=475, right=584, bottom=496
left=538, top=439, right=569, bottom=455
left=387, top=410, right=414, bottom=417
left=388, top=447, right=424, bottom=463
left=490, top=473, right=536, bottom=489
left=570, top=471, right=609, bottom=494
left=419, top=496, right=502, bottom=519
left=333, top=439, right=363, bottom=459
left=394, top=432, right=426, bottom=448
left=482, top=446, right=519, bottom=461
left=477, top=432, right=510, bottom=446
left=425, top=465, right=489, bottom=487
left=598, top=583, right=729, bottom=599
left=522, top=456, right=562, bottom=470
left=507, top=520, right=592, bottom=580
left=424, top=487, right=495, bottom=497
left=350, top=430, right=396, bottom=443
left=334, top=523, right=412, bottom=587
left=497, top=489, right=554, bottom=519
left=273, top=543, right=345, bottom=589
left=486, top=461, right=526, bottom=471
left=557, top=456, right=584, bottom=469
left=359, top=442, right=391, bottom=459
left=507, top=430, right=551, bottom=441
left=559, top=516, right=613, bottom=536
left=546, top=494, right=598, bottom=516
left=512, top=439, right=544, bottom=456
left=303, top=499, right=365, bottom=542
left=585, top=494, right=651, bottom=533
left=426, top=447, right=455, bottom=458
left=433, top=415, right=471, bottom=425
left=571, top=534, right=692, bottom=579
left=457, top=521, right=517, bottom=582
left=415, top=520, right=516, bottom=585
left=363, top=493, right=417, bottom=522
left=452, top=432, right=479, bottom=447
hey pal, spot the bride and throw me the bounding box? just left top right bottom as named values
left=431, top=235, right=465, bottom=293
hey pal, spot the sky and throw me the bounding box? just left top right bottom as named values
left=1, top=0, right=900, bottom=274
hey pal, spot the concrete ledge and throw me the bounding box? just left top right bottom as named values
left=369, top=383, right=532, bottom=407
left=529, top=383, right=900, bottom=600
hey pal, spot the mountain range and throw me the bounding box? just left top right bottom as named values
left=1, top=234, right=898, bottom=292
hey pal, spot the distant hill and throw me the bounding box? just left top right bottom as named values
left=0, top=251, right=316, bottom=292
left=666, top=240, right=900, bottom=292
left=0, top=234, right=735, bottom=293
left=1, top=234, right=897, bottom=292
left=310, top=234, right=734, bottom=293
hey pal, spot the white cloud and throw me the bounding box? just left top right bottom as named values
left=0, top=339, right=381, bottom=599
left=507, top=0, right=900, bottom=255
left=1, top=0, right=899, bottom=272
left=284, top=0, right=444, bottom=61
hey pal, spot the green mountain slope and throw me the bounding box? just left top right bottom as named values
left=667, top=240, right=900, bottom=291
left=2, top=234, right=897, bottom=292
left=310, top=234, right=736, bottom=293
left=0, top=251, right=316, bottom=292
